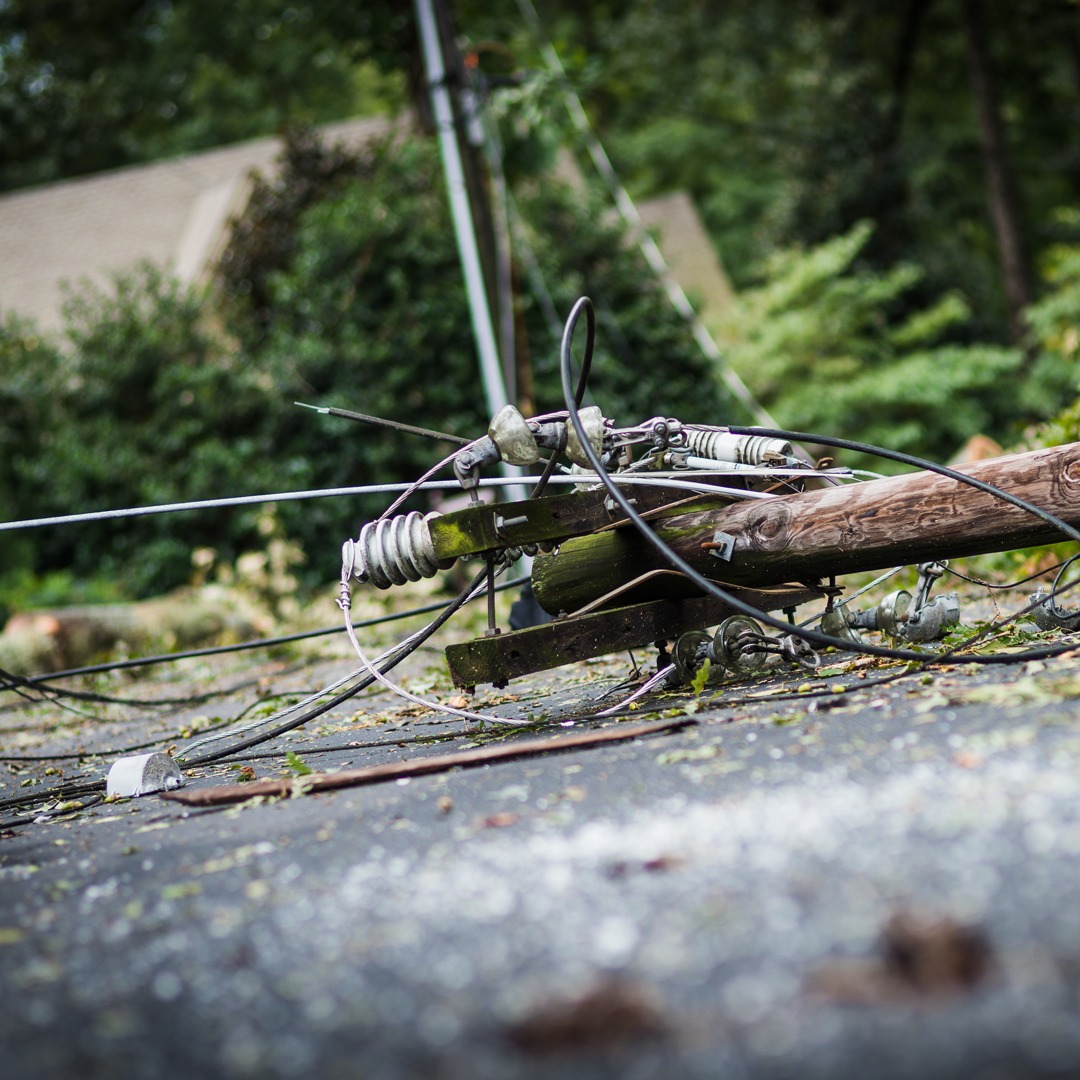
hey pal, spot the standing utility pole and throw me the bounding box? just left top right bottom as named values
left=413, top=0, right=511, bottom=424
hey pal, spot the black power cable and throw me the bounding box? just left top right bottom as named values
left=0, top=665, right=268, bottom=711
left=558, top=295, right=1080, bottom=668
left=0, top=567, right=495, bottom=815
left=945, top=559, right=1071, bottom=590
left=3, top=579, right=525, bottom=691
left=177, top=565, right=492, bottom=767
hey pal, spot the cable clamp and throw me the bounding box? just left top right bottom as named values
left=337, top=539, right=355, bottom=612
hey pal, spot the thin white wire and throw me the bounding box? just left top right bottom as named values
left=4, top=460, right=855, bottom=532
left=595, top=664, right=676, bottom=716
left=833, top=566, right=907, bottom=611
left=798, top=565, right=906, bottom=629
left=177, top=621, right=436, bottom=758
left=377, top=439, right=485, bottom=521
left=341, top=586, right=681, bottom=727
left=547, top=474, right=775, bottom=499
left=342, top=586, right=536, bottom=726
left=661, top=466, right=858, bottom=479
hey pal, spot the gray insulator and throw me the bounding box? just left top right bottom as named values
left=821, top=607, right=862, bottom=643
left=354, top=512, right=456, bottom=589
left=684, top=428, right=793, bottom=466
left=488, top=405, right=540, bottom=466
left=565, top=406, right=606, bottom=467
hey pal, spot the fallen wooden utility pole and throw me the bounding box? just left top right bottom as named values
left=531, top=441, right=1080, bottom=614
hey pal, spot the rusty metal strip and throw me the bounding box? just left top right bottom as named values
left=446, top=585, right=821, bottom=688
left=161, top=716, right=696, bottom=807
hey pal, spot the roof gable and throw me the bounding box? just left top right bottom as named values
left=0, top=116, right=392, bottom=333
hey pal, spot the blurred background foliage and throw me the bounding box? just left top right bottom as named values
left=0, top=129, right=723, bottom=601
left=1, top=0, right=1080, bottom=605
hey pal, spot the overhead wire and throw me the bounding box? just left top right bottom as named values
left=0, top=470, right=795, bottom=540
left=0, top=576, right=527, bottom=693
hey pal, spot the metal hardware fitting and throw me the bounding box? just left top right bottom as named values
left=704, top=530, right=736, bottom=563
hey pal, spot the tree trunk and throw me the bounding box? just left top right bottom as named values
left=873, top=0, right=931, bottom=177
left=0, top=589, right=265, bottom=676
left=959, top=0, right=1033, bottom=343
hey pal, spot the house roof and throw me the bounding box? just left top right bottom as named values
left=0, top=116, right=393, bottom=334
left=637, top=190, right=733, bottom=321
left=0, top=114, right=731, bottom=337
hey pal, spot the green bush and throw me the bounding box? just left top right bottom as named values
left=1, top=130, right=728, bottom=600
left=1015, top=221, right=1080, bottom=450
left=720, top=221, right=1077, bottom=465
left=3, top=266, right=282, bottom=598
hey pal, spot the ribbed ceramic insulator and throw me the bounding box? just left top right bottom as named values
left=683, top=428, right=793, bottom=466
left=354, top=512, right=454, bottom=589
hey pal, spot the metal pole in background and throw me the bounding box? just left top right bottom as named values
left=413, top=0, right=510, bottom=425
left=414, top=0, right=529, bottom=506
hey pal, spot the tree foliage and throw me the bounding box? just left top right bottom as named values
left=0, top=130, right=727, bottom=596
left=0, top=0, right=408, bottom=189
left=720, top=220, right=1079, bottom=465
left=482, top=0, right=1080, bottom=342
left=3, top=2, right=1080, bottom=600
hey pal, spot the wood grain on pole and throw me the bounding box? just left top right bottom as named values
left=532, top=442, right=1080, bottom=614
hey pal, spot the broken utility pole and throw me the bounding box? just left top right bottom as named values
left=529, top=441, right=1080, bottom=614
left=337, top=320, right=1080, bottom=692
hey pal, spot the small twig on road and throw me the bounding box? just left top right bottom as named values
left=161, top=716, right=696, bottom=807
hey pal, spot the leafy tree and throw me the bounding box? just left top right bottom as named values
left=499, top=0, right=1080, bottom=342
left=0, top=314, right=65, bottom=579
left=9, top=265, right=280, bottom=596
left=1015, top=212, right=1080, bottom=449
left=0, top=0, right=407, bottom=190
left=1, top=130, right=729, bottom=596
left=719, top=221, right=1075, bottom=464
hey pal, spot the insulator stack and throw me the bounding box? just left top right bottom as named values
left=683, top=428, right=793, bottom=466
left=352, top=512, right=455, bottom=589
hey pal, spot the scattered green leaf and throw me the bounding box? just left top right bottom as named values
left=284, top=750, right=313, bottom=777
left=690, top=659, right=712, bottom=696
left=657, top=743, right=723, bottom=765
left=161, top=882, right=202, bottom=901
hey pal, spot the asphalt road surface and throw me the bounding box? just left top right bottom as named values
left=4, top=595, right=1080, bottom=1079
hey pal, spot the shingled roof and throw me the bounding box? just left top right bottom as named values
left=0, top=116, right=393, bottom=334
left=0, top=114, right=730, bottom=335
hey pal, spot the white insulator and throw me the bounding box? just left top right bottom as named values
left=354, top=511, right=455, bottom=589
left=684, top=428, right=792, bottom=466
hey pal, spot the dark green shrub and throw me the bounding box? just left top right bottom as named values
left=2, top=129, right=729, bottom=598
